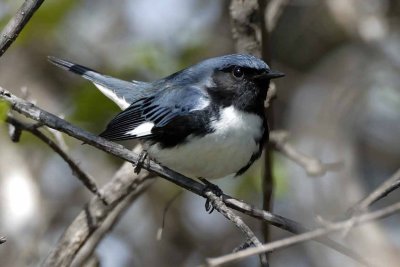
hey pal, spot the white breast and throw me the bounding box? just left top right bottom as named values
left=147, top=106, right=264, bottom=180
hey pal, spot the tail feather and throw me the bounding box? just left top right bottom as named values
left=48, top=56, right=148, bottom=110
left=48, top=56, right=95, bottom=77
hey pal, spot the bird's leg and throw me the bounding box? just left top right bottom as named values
left=134, top=150, right=148, bottom=174
left=199, top=178, right=223, bottom=214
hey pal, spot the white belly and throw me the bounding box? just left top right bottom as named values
left=147, top=106, right=264, bottom=179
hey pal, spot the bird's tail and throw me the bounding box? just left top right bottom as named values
left=48, top=56, right=148, bottom=110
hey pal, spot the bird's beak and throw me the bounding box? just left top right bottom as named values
left=266, top=70, right=285, bottom=79
left=253, top=70, right=285, bottom=80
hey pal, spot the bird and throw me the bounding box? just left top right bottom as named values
left=48, top=54, right=284, bottom=183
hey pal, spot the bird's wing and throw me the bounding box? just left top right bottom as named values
left=99, top=86, right=210, bottom=141
left=48, top=56, right=149, bottom=110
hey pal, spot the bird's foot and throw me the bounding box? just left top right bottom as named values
left=134, top=150, right=149, bottom=174
left=199, top=178, right=223, bottom=214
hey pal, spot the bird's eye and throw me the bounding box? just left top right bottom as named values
left=232, top=66, right=244, bottom=79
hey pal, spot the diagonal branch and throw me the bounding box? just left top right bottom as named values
left=341, top=168, right=400, bottom=236
left=224, top=197, right=368, bottom=265
left=6, top=115, right=106, bottom=204
left=0, top=0, right=45, bottom=57
left=0, top=87, right=365, bottom=265
left=350, top=168, right=400, bottom=213
left=205, top=191, right=268, bottom=266
left=206, top=201, right=400, bottom=267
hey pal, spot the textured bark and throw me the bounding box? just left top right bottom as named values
left=0, top=0, right=45, bottom=57
left=230, top=0, right=262, bottom=57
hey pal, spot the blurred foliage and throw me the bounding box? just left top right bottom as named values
left=69, top=83, right=120, bottom=132
left=0, top=0, right=77, bottom=46
left=0, top=100, right=9, bottom=124
left=235, top=172, right=262, bottom=198
left=176, top=42, right=211, bottom=69
left=271, top=154, right=289, bottom=197
left=235, top=154, right=288, bottom=198
left=129, top=43, right=176, bottom=77
left=126, top=42, right=209, bottom=78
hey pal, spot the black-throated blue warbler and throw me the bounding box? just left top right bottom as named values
left=49, top=54, right=284, bottom=182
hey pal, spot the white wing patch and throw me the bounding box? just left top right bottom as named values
left=93, top=83, right=130, bottom=110
left=192, top=97, right=209, bottom=111
left=126, top=122, right=155, bottom=137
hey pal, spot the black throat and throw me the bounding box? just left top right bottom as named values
left=206, top=71, right=268, bottom=116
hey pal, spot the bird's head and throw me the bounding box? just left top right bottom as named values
left=201, top=54, right=285, bottom=112
left=161, top=54, right=284, bottom=113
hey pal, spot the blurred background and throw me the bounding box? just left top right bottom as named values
left=0, top=0, right=399, bottom=266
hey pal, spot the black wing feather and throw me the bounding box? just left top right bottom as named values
left=99, top=87, right=209, bottom=141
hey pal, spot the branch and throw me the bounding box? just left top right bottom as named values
left=341, top=168, right=400, bottom=236
left=71, top=162, right=154, bottom=266
left=350, top=168, right=400, bottom=213
left=204, top=191, right=268, bottom=266
left=0, top=0, right=45, bottom=57
left=206, top=201, right=400, bottom=267
left=224, top=197, right=368, bottom=265
left=0, top=88, right=364, bottom=264
left=270, top=130, right=343, bottom=177
left=264, top=82, right=277, bottom=109
left=43, top=162, right=155, bottom=267
left=6, top=115, right=106, bottom=204
left=46, top=126, right=69, bottom=152
left=259, top=2, right=274, bottom=262
left=230, top=0, right=262, bottom=57
left=0, top=236, right=6, bottom=244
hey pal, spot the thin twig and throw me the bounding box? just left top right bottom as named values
left=259, top=1, right=274, bottom=263
left=341, top=168, right=400, bottom=236
left=270, top=130, right=343, bottom=177
left=157, top=191, right=183, bottom=241
left=204, top=191, right=268, bottom=266
left=351, top=168, right=400, bottom=213
left=264, top=82, right=277, bottom=109
left=46, top=125, right=69, bottom=152
left=224, top=197, right=368, bottom=264
left=6, top=115, right=106, bottom=204
left=206, top=201, right=400, bottom=267
left=0, top=88, right=365, bottom=265
left=0, top=0, right=45, bottom=57
left=369, top=179, right=400, bottom=205
left=0, top=236, right=6, bottom=244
